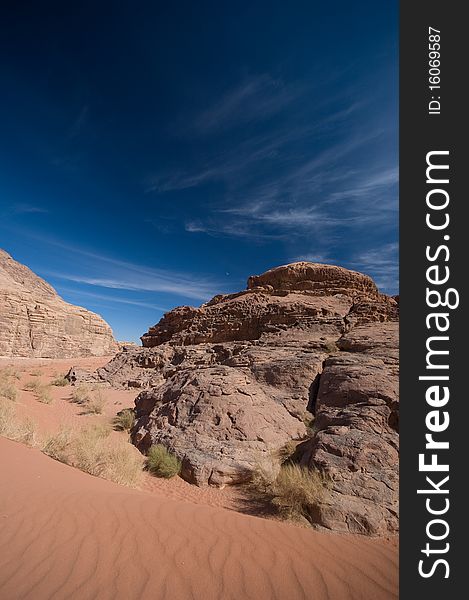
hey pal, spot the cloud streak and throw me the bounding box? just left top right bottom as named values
left=17, top=232, right=223, bottom=302
left=190, top=74, right=302, bottom=136
left=56, top=286, right=169, bottom=312
left=349, top=242, right=399, bottom=292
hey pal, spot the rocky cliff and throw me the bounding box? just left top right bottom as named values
left=72, top=261, right=399, bottom=535
left=0, top=249, right=119, bottom=358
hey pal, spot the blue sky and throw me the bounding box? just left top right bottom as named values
left=0, top=1, right=398, bottom=342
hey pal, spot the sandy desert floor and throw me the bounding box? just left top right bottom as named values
left=0, top=357, right=398, bottom=600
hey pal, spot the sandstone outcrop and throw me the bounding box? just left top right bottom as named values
left=0, top=249, right=119, bottom=358
left=76, top=261, right=399, bottom=535
left=299, top=322, right=399, bottom=535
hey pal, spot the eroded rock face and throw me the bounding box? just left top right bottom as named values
left=0, top=249, right=119, bottom=358
left=247, top=261, right=380, bottom=299
left=133, top=367, right=307, bottom=486
left=83, top=261, right=399, bottom=535
left=299, top=322, right=399, bottom=535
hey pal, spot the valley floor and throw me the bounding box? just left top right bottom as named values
left=0, top=357, right=398, bottom=599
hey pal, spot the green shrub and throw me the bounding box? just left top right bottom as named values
left=146, top=444, right=181, bottom=478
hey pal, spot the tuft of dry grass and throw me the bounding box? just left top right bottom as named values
left=42, top=428, right=73, bottom=462
left=276, top=440, right=300, bottom=464
left=42, top=424, right=143, bottom=486
left=113, top=408, right=135, bottom=432
left=146, top=444, right=181, bottom=478
left=29, top=369, right=42, bottom=377
left=71, top=385, right=93, bottom=404
left=85, top=391, right=106, bottom=414
left=24, top=380, right=53, bottom=404
left=37, top=385, right=53, bottom=404
left=24, top=379, right=42, bottom=392
left=323, top=340, right=339, bottom=354
left=0, top=367, right=21, bottom=381
left=0, top=394, right=142, bottom=488
left=0, top=399, right=36, bottom=445
left=0, top=380, right=18, bottom=402
left=72, top=385, right=106, bottom=414
left=249, top=463, right=330, bottom=525
left=0, top=368, right=19, bottom=402
left=51, top=375, right=69, bottom=387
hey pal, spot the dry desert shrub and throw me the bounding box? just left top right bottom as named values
left=250, top=463, right=330, bottom=525
left=323, top=340, right=339, bottom=354
left=43, top=424, right=143, bottom=486
left=0, top=380, right=18, bottom=402
left=0, top=399, right=36, bottom=445
left=271, top=464, right=330, bottom=521
left=71, top=384, right=93, bottom=404
left=0, top=368, right=19, bottom=402
left=97, top=442, right=144, bottom=487
left=146, top=444, right=181, bottom=478
left=42, top=427, right=73, bottom=462
left=0, top=366, right=21, bottom=381
left=275, top=439, right=301, bottom=464
left=37, top=385, right=53, bottom=404
left=86, top=390, right=106, bottom=414
left=72, top=385, right=106, bottom=414
left=51, top=375, right=69, bottom=387
left=24, top=380, right=53, bottom=404
left=113, top=408, right=135, bottom=432
left=29, top=368, right=42, bottom=377
left=24, top=379, right=42, bottom=392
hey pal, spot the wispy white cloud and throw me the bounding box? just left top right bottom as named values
left=46, top=265, right=219, bottom=301
left=56, top=286, right=169, bottom=312
left=145, top=71, right=397, bottom=256
left=8, top=204, right=49, bottom=215
left=293, top=252, right=337, bottom=264
left=17, top=233, right=222, bottom=302
left=191, top=74, right=302, bottom=135
left=327, top=166, right=398, bottom=203
left=350, top=242, right=399, bottom=292
left=146, top=102, right=366, bottom=194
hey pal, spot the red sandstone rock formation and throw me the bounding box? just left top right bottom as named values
left=74, top=261, right=399, bottom=535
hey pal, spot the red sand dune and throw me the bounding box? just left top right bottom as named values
left=0, top=437, right=398, bottom=600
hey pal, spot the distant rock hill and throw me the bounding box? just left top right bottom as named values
left=70, top=261, right=399, bottom=535
left=0, top=248, right=119, bottom=358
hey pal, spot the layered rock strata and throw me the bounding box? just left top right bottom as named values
left=0, top=249, right=119, bottom=358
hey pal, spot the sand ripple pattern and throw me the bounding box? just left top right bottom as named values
left=0, top=438, right=398, bottom=600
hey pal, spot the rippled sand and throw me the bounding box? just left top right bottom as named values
left=0, top=437, right=397, bottom=600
